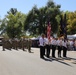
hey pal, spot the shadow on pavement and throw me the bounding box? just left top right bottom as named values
left=66, top=57, right=76, bottom=60
left=41, top=57, right=73, bottom=67
left=55, top=59, right=72, bottom=67
left=44, top=58, right=52, bottom=62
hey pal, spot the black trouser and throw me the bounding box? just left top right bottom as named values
left=52, top=45, right=56, bottom=57
left=63, top=46, right=67, bottom=57
left=40, top=46, right=45, bottom=58
left=58, top=46, right=62, bottom=57
left=45, top=45, right=50, bottom=57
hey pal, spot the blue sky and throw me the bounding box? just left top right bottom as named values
left=0, top=0, right=76, bottom=19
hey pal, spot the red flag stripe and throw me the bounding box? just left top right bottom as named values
left=47, top=22, right=51, bottom=39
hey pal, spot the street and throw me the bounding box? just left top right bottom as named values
left=0, top=46, right=76, bottom=75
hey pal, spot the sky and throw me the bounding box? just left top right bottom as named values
left=0, top=0, right=76, bottom=19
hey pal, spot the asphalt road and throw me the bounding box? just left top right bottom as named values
left=0, top=46, right=76, bottom=75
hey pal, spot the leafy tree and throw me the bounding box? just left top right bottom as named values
left=67, top=11, right=76, bottom=34
left=6, top=8, right=26, bottom=38
left=7, top=8, right=17, bottom=15
left=24, top=0, right=61, bottom=36
left=0, top=18, right=7, bottom=35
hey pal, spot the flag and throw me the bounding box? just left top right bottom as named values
left=60, top=15, right=64, bottom=36
left=47, top=22, right=51, bottom=39
left=64, top=14, right=67, bottom=39
left=60, top=14, right=67, bottom=39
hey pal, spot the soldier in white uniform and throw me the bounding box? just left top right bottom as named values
left=51, top=37, right=57, bottom=58
left=39, top=34, right=46, bottom=59
left=57, top=37, right=62, bottom=57
left=45, top=37, right=51, bottom=58
left=62, top=39, right=67, bottom=57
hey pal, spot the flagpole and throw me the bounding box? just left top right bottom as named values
left=64, top=14, right=67, bottom=40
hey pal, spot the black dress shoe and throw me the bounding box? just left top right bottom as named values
left=52, top=56, right=56, bottom=58
left=40, top=57, right=45, bottom=59
left=47, top=56, right=50, bottom=58
left=58, top=56, right=61, bottom=58
left=63, top=56, right=67, bottom=58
